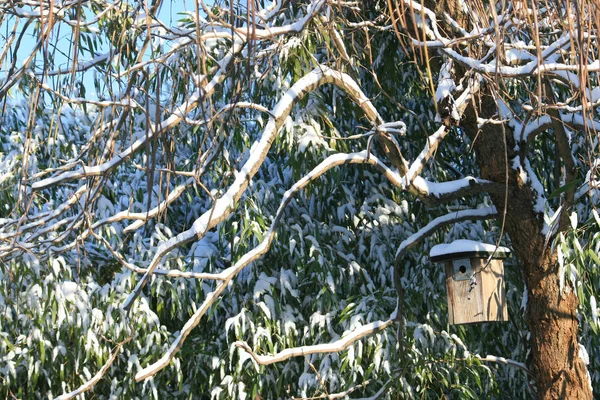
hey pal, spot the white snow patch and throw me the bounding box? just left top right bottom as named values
left=411, top=176, right=488, bottom=198
left=579, top=343, right=589, bottom=365
left=504, top=48, right=536, bottom=65
left=430, top=239, right=510, bottom=259
left=521, top=285, right=528, bottom=311
left=253, top=273, right=276, bottom=300
left=591, top=295, right=598, bottom=326
left=436, top=61, right=456, bottom=101
left=59, top=281, right=78, bottom=302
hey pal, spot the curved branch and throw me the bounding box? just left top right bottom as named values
left=232, top=0, right=326, bottom=39
left=123, top=66, right=391, bottom=312
left=0, top=185, right=86, bottom=242
left=404, top=78, right=481, bottom=184
left=31, top=40, right=245, bottom=191
left=235, top=318, right=394, bottom=366
left=475, top=354, right=529, bottom=375
left=394, top=206, right=498, bottom=262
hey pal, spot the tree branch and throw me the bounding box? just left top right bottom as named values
left=234, top=318, right=394, bottom=366
left=31, top=40, right=245, bottom=191
left=55, top=337, right=132, bottom=400
left=410, top=176, right=506, bottom=204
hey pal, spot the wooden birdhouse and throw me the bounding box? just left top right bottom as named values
left=430, top=240, right=511, bottom=325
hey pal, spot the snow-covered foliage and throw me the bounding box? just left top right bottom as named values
left=0, top=0, right=599, bottom=398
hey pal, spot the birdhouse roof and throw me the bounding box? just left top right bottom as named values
left=430, top=239, right=511, bottom=262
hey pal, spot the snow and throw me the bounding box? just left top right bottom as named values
left=33, top=41, right=244, bottom=192
left=430, top=239, right=511, bottom=259
left=504, top=48, right=536, bottom=65
left=256, top=301, right=272, bottom=319
left=298, top=122, right=328, bottom=152
left=521, top=115, right=552, bottom=141
left=280, top=269, right=298, bottom=297
left=579, top=343, right=590, bottom=365
left=59, top=281, right=78, bottom=302
left=591, top=295, right=598, bottom=326
left=132, top=149, right=401, bottom=380
left=412, top=176, right=490, bottom=197
left=254, top=273, right=276, bottom=299
left=4, top=1, right=600, bottom=396
left=521, top=285, right=528, bottom=311
left=414, top=324, right=434, bottom=348
left=435, top=60, right=456, bottom=102
left=405, top=126, right=447, bottom=182
left=512, top=156, right=550, bottom=224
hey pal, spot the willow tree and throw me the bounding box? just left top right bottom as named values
left=0, top=0, right=598, bottom=399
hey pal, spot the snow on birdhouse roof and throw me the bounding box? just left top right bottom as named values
left=430, top=239, right=511, bottom=262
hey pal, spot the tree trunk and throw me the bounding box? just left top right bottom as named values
left=393, top=0, right=593, bottom=395
left=462, top=93, right=592, bottom=399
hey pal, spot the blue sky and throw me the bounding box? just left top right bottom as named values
left=1, top=0, right=200, bottom=100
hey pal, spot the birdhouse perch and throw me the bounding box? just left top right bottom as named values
left=430, top=240, right=511, bottom=325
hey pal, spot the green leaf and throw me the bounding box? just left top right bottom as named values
left=548, top=179, right=581, bottom=199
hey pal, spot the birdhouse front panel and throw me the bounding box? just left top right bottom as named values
left=445, top=257, right=508, bottom=325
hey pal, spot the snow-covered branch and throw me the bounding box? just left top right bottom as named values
left=0, top=185, right=87, bottom=241
left=404, top=79, right=481, bottom=185
left=394, top=206, right=498, bottom=261
left=31, top=40, right=245, bottom=191
left=410, top=176, right=505, bottom=204
left=133, top=151, right=403, bottom=380
left=393, top=207, right=498, bottom=340
left=232, top=0, right=326, bottom=39
left=475, top=355, right=529, bottom=374
left=123, top=66, right=390, bottom=312
left=235, top=318, right=394, bottom=365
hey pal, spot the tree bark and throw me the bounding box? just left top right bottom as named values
left=461, top=92, right=592, bottom=400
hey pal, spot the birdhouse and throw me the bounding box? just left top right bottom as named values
left=430, top=240, right=511, bottom=325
